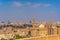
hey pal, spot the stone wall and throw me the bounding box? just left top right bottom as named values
left=23, top=35, right=59, bottom=40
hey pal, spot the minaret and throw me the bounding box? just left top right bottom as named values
left=47, top=21, right=53, bottom=35
left=31, top=18, right=35, bottom=28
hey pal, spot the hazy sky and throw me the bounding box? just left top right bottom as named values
left=0, top=0, right=60, bottom=22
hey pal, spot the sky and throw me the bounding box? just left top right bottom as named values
left=0, top=0, right=60, bottom=22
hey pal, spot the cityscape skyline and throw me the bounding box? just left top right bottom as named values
left=0, top=0, right=60, bottom=22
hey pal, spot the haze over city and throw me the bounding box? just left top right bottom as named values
left=0, top=0, right=60, bottom=22
left=0, top=0, right=60, bottom=40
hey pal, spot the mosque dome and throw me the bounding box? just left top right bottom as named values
left=39, top=24, right=45, bottom=28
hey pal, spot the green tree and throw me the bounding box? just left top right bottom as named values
left=9, top=38, right=15, bottom=40
left=26, top=31, right=31, bottom=37
left=28, top=31, right=31, bottom=35
left=15, top=35, right=25, bottom=39
left=1, top=38, right=7, bottom=40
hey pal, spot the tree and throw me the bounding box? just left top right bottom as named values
left=28, top=31, right=31, bottom=35
left=26, top=31, right=31, bottom=37
left=15, top=35, right=25, bottom=39
left=9, top=38, right=15, bottom=40
left=1, top=38, right=7, bottom=40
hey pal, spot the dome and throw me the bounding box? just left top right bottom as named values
left=39, top=24, right=45, bottom=28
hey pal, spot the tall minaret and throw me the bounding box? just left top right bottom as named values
left=31, top=18, right=35, bottom=28
left=47, top=21, right=53, bottom=35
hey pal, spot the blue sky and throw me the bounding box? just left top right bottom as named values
left=0, top=0, right=60, bottom=22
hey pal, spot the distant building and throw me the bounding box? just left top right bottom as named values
left=0, top=19, right=60, bottom=39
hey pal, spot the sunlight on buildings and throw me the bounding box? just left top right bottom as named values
left=39, top=24, right=45, bottom=28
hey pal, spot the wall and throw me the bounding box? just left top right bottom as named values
left=23, top=35, right=59, bottom=40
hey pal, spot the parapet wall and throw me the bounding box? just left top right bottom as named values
left=23, top=35, right=60, bottom=40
